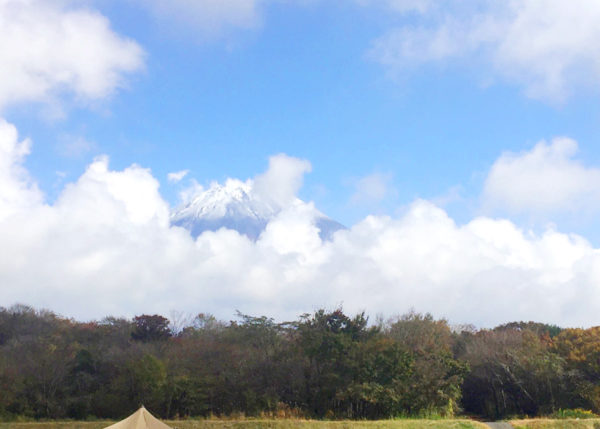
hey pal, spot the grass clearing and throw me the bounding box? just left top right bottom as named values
left=0, top=419, right=489, bottom=429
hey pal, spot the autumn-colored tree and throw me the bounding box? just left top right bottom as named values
left=131, top=315, right=172, bottom=342
left=2, top=304, right=595, bottom=421
left=553, top=327, right=600, bottom=411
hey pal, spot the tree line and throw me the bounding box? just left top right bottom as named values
left=0, top=304, right=599, bottom=420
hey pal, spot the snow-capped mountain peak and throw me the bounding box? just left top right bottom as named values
left=172, top=179, right=273, bottom=220
left=170, top=179, right=344, bottom=240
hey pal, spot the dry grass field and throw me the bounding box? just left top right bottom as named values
left=0, top=419, right=489, bottom=429
left=510, top=418, right=600, bottom=429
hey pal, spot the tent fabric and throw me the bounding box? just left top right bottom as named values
left=103, top=407, right=172, bottom=429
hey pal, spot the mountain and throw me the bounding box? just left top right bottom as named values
left=170, top=179, right=345, bottom=241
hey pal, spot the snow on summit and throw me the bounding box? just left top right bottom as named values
left=171, top=156, right=345, bottom=241
left=172, top=178, right=275, bottom=221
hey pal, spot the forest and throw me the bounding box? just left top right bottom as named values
left=0, top=305, right=599, bottom=421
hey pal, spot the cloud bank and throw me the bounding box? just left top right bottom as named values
left=1, top=121, right=599, bottom=327
left=0, top=0, right=144, bottom=110
left=369, top=0, right=600, bottom=101
left=1, top=0, right=598, bottom=328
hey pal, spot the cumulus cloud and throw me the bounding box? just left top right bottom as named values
left=168, top=170, right=189, bottom=183
left=483, top=138, right=600, bottom=216
left=1, top=121, right=600, bottom=327
left=57, top=156, right=170, bottom=226
left=253, top=153, right=312, bottom=208
left=0, top=119, right=43, bottom=220
left=369, top=0, right=600, bottom=101
left=0, top=0, right=144, bottom=110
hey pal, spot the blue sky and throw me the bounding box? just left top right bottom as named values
left=7, top=0, right=600, bottom=228
left=2, top=0, right=600, bottom=326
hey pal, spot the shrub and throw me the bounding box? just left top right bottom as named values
left=551, top=408, right=599, bottom=419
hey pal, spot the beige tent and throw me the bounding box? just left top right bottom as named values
left=104, top=407, right=172, bottom=429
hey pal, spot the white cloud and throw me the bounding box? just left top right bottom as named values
left=431, top=185, right=463, bottom=208
left=168, top=169, right=189, bottom=183
left=259, top=201, right=323, bottom=255
left=137, top=0, right=262, bottom=38
left=57, top=156, right=170, bottom=226
left=2, top=121, right=600, bottom=327
left=178, top=179, right=204, bottom=204
left=483, top=138, right=600, bottom=216
left=57, top=134, right=96, bottom=158
left=0, top=119, right=43, bottom=220
left=0, top=0, right=144, bottom=110
left=369, top=0, right=600, bottom=101
left=350, top=172, right=395, bottom=205
left=356, top=0, right=434, bottom=14
left=253, top=153, right=312, bottom=208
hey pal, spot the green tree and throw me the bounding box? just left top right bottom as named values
left=460, top=328, right=565, bottom=419
left=386, top=312, right=467, bottom=417
left=295, top=309, right=377, bottom=417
